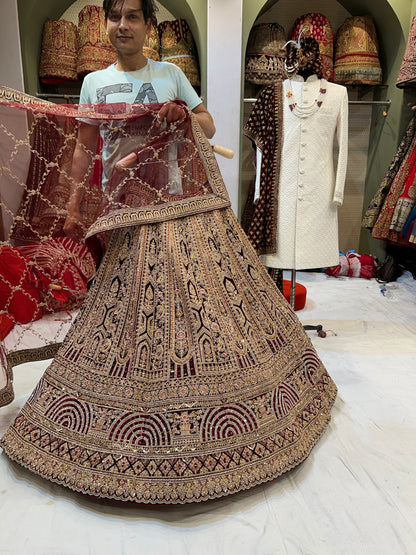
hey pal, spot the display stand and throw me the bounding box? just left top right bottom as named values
left=289, top=269, right=327, bottom=338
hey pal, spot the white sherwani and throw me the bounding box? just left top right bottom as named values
left=260, top=74, right=348, bottom=270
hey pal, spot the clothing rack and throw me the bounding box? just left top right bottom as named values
left=37, top=93, right=80, bottom=101
left=39, top=93, right=392, bottom=107
left=36, top=93, right=207, bottom=103
left=244, top=98, right=392, bottom=105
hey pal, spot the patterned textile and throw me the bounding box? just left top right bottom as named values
left=245, top=23, right=287, bottom=85
left=325, top=251, right=377, bottom=279
left=397, top=15, right=416, bottom=88
left=334, top=15, right=382, bottom=85
left=0, top=89, right=337, bottom=504
left=39, top=20, right=78, bottom=83
left=0, top=247, right=42, bottom=324
left=18, top=237, right=97, bottom=314
left=362, top=118, right=416, bottom=229
left=371, top=132, right=416, bottom=243
left=77, top=5, right=117, bottom=77
left=0, top=238, right=96, bottom=325
left=268, top=267, right=283, bottom=293
left=286, top=36, right=323, bottom=80
left=390, top=155, right=416, bottom=233
left=260, top=75, right=348, bottom=270
left=401, top=205, right=416, bottom=243
left=291, top=13, right=334, bottom=81
left=10, top=117, right=103, bottom=244
left=144, top=24, right=160, bottom=61
left=0, top=341, right=14, bottom=408
left=158, top=19, right=200, bottom=87
left=242, top=82, right=283, bottom=255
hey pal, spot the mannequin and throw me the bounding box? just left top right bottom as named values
left=245, top=36, right=348, bottom=275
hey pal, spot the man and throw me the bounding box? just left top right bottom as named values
left=64, top=0, right=215, bottom=239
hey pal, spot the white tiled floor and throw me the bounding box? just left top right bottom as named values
left=1, top=271, right=415, bottom=555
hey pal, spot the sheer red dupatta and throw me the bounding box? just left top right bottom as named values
left=0, top=87, right=230, bottom=330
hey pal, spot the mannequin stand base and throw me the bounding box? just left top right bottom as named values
left=288, top=269, right=326, bottom=338
left=303, top=324, right=327, bottom=338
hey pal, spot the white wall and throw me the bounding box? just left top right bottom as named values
left=0, top=0, right=28, bottom=240
left=0, top=0, right=24, bottom=90
left=206, top=0, right=242, bottom=214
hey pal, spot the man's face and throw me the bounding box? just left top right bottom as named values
left=106, top=0, right=151, bottom=56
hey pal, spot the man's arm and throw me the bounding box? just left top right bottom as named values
left=192, top=104, right=216, bottom=139
left=63, top=122, right=100, bottom=241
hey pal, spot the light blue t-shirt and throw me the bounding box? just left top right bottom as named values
left=80, top=58, right=201, bottom=108
left=79, top=59, right=202, bottom=189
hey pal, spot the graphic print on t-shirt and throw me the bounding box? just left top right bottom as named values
left=96, top=83, right=158, bottom=104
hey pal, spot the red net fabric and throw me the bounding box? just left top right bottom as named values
left=0, top=86, right=229, bottom=360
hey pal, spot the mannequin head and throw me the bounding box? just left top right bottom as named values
left=286, top=36, right=323, bottom=79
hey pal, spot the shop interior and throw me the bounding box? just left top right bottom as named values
left=0, top=0, right=415, bottom=553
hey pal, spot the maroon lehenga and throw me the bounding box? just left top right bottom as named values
left=0, top=86, right=337, bottom=504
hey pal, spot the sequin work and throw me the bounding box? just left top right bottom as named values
left=0, top=92, right=337, bottom=503
left=1, top=208, right=337, bottom=503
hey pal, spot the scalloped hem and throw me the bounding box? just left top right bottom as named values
left=0, top=393, right=336, bottom=505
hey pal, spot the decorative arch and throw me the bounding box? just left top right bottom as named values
left=241, top=0, right=412, bottom=260
left=242, top=0, right=407, bottom=75
left=17, top=0, right=207, bottom=97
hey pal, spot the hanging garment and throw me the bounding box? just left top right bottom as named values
left=291, top=13, right=334, bottom=81
left=0, top=88, right=337, bottom=504
left=158, top=19, right=200, bottom=87
left=362, top=118, right=416, bottom=229
left=371, top=128, right=416, bottom=243
left=334, top=15, right=382, bottom=85
left=245, top=75, right=348, bottom=270
left=242, top=81, right=283, bottom=254
left=39, top=19, right=78, bottom=84
left=245, top=23, right=287, bottom=85
left=401, top=205, right=416, bottom=243
left=396, top=14, right=416, bottom=88
left=77, top=5, right=117, bottom=77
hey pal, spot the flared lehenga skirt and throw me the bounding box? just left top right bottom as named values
left=1, top=207, right=337, bottom=504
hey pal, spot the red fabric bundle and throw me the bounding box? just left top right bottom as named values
left=18, top=237, right=96, bottom=314
left=0, top=247, right=42, bottom=324
left=325, top=251, right=377, bottom=279
left=0, top=238, right=97, bottom=333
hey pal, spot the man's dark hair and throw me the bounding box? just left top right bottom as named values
left=103, top=0, right=158, bottom=24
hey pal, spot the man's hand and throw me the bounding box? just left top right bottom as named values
left=157, top=102, right=187, bottom=126
left=63, top=209, right=84, bottom=242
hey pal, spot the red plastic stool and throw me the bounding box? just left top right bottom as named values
left=282, top=280, right=307, bottom=311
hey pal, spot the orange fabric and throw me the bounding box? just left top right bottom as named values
left=283, top=280, right=307, bottom=311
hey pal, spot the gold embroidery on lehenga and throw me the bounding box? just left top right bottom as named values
left=0, top=89, right=337, bottom=503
